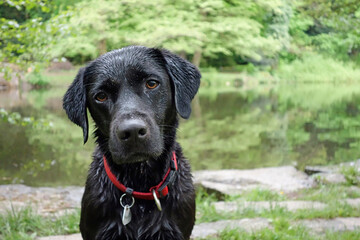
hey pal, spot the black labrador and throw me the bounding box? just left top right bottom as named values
left=63, top=46, right=201, bottom=240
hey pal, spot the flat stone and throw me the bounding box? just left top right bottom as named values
left=193, top=166, right=316, bottom=195
left=312, top=172, right=346, bottom=184
left=213, top=200, right=327, bottom=213
left=341, top=159, right=360, bottom=169
left=298, top=217, right=360, bottom=233
left=0, top=201, right=27, bottom=215
left=306, top=159, right=360, bottom=174
left=190, top=218, right=271, bottom=239
left=345, top=198, right=360, bottom=207
left=305, top=160, right=360, bottom=184
left=37, top=234, right=82, bottom=240
left=0, top=184, right=84, bottom=216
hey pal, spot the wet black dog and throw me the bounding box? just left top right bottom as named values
left=63, top=46, right=201, bottom=240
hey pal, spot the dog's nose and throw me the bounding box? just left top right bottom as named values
left=117, top=119, right=148, bottom=142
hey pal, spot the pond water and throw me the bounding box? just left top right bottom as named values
left=1, top=72, right=360, bottom=186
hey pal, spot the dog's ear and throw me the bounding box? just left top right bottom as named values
left=161, top=50, right=201, bottom=119
left=63, top=67, right=89, bottom=143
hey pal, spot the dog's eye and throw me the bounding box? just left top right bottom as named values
left=146, top=80, right=159, bottom=89
left=95, top=92, right=108, bottom=102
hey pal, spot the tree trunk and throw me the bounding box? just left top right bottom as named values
left=178, top=51, right=186, bottom=60
left=192, top=50, right=202, bottom=68
left=98, top=39, right=107, bottom=55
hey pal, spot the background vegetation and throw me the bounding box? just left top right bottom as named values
left=1, top=0, right=360, bottom=70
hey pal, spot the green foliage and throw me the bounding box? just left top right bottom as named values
left=2, top=0, right=360, bottom=72
left=277, top=52, right=360, bottom=83
left=243, top=188, right=287, bottom=201
left=0, top=0, right=73, bottom=78
left=290, top=0, right=360, bottom=61
left=299, top=184, right=360, bottom=203
left=0, top=206, right=80, bottom=239
left=26, top=72, right=50, bottom=87
left=215, top=225, right=315, bottom=240
left=49, top=0, right=286, bottom=65
left=195, top=187, right=221, bottom=223
left=325, top=230, right=360, bottom=240
left=293, top=201, right=360, bottom=220
left=341, top=166, right=360, bottom=186
left=1, top=0, right=360, bottom=74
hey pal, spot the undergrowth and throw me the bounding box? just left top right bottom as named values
left=0, top=206, right=80, bottom=240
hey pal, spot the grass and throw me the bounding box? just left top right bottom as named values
left=216, top=224, right=315, bottom=240
left=194, top=183, right=360, bottom=239
left=297, top=184, right=360, bottom=203
left=40, top=68, right=80, bottom=87
left=199, top=184, right=360, bottom=219
left=240, top=188, right=287, bottom=201
left=202, top=228, right=360, bottom=240
left=341, top=165, right=360, bottom=186
left=1, top=183, right=360, bottom=239
left=0, top=206, right=80, bottom=240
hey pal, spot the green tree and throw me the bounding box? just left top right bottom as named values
left=0, top=0, right=71, bottom=78
left=52, top=0, right=288, bottom=66
left=294, top=0, right=360, bottom=61
left=49, top=0, right=124, bottom=64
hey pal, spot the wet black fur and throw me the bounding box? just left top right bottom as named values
left=63, top=46, right=201, bottom=240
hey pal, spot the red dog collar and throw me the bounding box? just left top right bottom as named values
left=103, top=151, right=178, bottom=200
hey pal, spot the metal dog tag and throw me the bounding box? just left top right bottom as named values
left=122, top=205, right=132, bottom=225
left=120, top=193, right=135, bottom=226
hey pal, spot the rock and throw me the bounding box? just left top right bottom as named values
left=0, top=201, right=27, bottom=215
left=341, top=159, right=360, bottom=169
left=193, top=166, right=316, bottom=195
left=190, top=218, right=271, bottom=239
left=0, top=184, right=33, bottom=199
left=298, top=217, right=360, bottom=233
left=37, top=234, right=82, bottom=240
left=213, top=200, right=327, bottom=213
left=0, top=184, right=84, bottom=216
left=345, top=198, right=360, bottom=207
left=312, top=172, right=347, bottom=184
left=305, top=159, right=360, bottom=184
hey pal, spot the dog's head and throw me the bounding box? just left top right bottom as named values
left=63, top=46, right=201, bottom=164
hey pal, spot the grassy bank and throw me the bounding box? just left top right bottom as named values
left=1, top=180, right=360, bottom=239
left=0, top=208, right=80, bottom=240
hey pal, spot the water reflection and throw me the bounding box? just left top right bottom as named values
left=1, top=80, right=360, bottom=186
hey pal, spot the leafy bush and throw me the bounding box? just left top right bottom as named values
left=277, top=52, right=360, bottom=83
left=341, top=166, right=360, bottom=186
left=26, top=72, right=50, bottom=87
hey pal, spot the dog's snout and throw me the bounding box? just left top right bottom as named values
left=117, top=119, right=148, bottom=142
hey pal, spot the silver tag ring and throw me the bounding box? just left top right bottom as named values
left=120, top=193, right=135, bottom=208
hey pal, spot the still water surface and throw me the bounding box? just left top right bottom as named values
left=1, top=74, right=360, bottom=186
